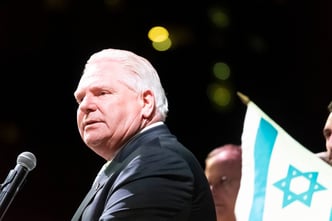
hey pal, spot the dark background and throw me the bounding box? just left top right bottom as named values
left=0, top=0, right=331, bottom=220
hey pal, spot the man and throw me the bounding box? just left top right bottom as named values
left=317, top=101, right=332, bottom=165
left=71, top=48, right=216, bottom=221
left=205, top=144, right=242, bottom=221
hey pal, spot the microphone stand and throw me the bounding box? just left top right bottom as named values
left=0, top=168, right=27, bottom=221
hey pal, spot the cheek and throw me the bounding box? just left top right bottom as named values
left=214, top=188, right=224, bottom=197
left=328, top=136, right=332, bottom=143
left=76, top=112, right=84, bottom=129
left=212, top=188, right=225, bottom=203
left=76, top=112, right=81, bottom=123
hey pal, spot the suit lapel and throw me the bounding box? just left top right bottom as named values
left=70, top=161, right=121, bottom=221
left=71, top=125, right=170, bottom=221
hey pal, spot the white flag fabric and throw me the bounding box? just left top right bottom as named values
left=235, top=101, right=332, bottom=221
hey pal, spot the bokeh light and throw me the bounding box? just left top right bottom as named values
left=213, top=62, right=231, bottom=80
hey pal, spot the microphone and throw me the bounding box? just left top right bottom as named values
left=0, top=151, right=37, bottom=221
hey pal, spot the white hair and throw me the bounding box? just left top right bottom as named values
left=85, top=48, right=169, bottom=121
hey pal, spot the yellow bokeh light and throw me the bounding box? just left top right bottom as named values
left=152, top=38, right=172, bottom=51
left=207, top=83, right=233, bottom=111
left=148, top=26, right=169, bottom=43
left=208, top=7, right=230, bottom=28
left=213, top=62, right=230, bottom=80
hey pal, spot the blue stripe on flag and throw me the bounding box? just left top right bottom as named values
left=249, top=118, right=277, bottom=221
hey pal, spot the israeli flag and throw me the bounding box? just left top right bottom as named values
left=235, top=101, right=332, bottom=221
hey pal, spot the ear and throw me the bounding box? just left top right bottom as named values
left=141, top=90, right=155, bottom=118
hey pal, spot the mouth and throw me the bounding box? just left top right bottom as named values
left=83, top=120, right=100, bottom=128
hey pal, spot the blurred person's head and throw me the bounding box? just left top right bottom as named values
left=321, top=101, right=332, bottom=165
left=205, top=144, right=242, bottom=221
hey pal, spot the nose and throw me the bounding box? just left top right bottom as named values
left=79, top=95, right=97, bottom=113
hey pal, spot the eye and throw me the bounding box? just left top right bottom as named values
left=97, top=90, right=110, bottom=97
left=324, top=129, right=332, bottom=140
left=75, top=95, right=84, bottom=104
left=219, top=175, right=228, bottom=185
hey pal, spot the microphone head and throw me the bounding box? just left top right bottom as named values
left=17, top=151, right=37, bottom=171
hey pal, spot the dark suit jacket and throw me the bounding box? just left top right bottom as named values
left=71, top=124, right=216, bottom=221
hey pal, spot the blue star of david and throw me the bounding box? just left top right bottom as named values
left=273, top=164, right=326, bottom=208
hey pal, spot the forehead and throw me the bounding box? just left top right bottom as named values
left=208, top=155, right=238, bottom=167
left=206, top=150, right=241, bottom=169
left=77, top=61, right=127, bottom=86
